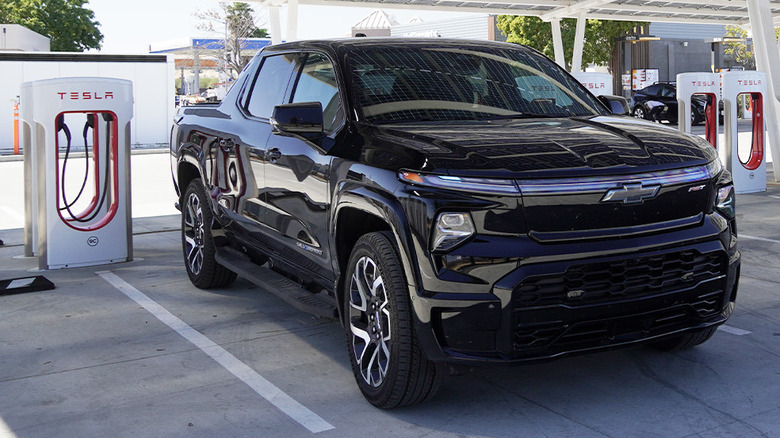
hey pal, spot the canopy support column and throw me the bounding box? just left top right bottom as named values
left=286, top=0, right=299, bottom=41
left=551, top=18, right=565, bottom=68
left=268, top=5, right=282, bottom=45
left=746, top=0, right=780, bottom=181
left=571, top=13, right=587, bottom=73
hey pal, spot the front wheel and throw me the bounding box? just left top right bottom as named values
left=181, top=179, right=237, bottom=289
left=344, top=232, right=441, bottom=409
left=633, top=106, right=647, bottom=120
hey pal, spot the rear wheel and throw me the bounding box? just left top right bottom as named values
left=344, top=232, right=441, bottom=408
left=181, top=179, right=236, bottom=289
left=651, top=326, right=718, bottom=351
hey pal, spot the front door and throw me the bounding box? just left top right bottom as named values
left=263, top=52, right=344, bottom=281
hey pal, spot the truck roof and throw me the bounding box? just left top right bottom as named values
left=261, top=37, right=530, bottom=55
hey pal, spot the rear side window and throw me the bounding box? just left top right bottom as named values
left=246, top=54, right=297, bottom=119
left=660, top=86, right=675, bottom=97
left=643, top=84, right=662, bottom=96
left=291, top=53, right=343, bottom=132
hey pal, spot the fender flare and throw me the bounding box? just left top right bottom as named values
left=331, top=183, right=424, bottom=320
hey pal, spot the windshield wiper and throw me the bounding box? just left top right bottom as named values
left=480, top=112, right=560, bottom=120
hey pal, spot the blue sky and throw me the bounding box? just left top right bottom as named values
left=87, top=0, right=472, bottom=54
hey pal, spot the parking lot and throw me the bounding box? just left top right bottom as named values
left=1, top=148, right=779, bottom=438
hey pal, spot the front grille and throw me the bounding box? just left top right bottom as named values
left=514, top=250, right=725, bottom=308
left=512, top=289, right=723, bottom=352
left=510, top=249, right=728, bottom=355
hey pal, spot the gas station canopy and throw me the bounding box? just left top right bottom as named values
left=287, top=0, right=780, bottom=25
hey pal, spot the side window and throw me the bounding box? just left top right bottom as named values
left=246, top=53, right=297, bottom=119
left=643, top=84, right=662, bottom=96
left=660, top=86, right=675, bottom=98
left=290, top=53, right=343, bottom=132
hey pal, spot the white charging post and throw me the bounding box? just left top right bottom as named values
left=21, top=77, right=133, bottom=269
left=676, top=72, right=720, bottom=148
left=571, top=72, right=613, bottom=97
left=721, top=71, right=767, bottom=194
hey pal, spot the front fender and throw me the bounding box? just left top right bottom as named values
left=333, top=183, right=422, bottom=295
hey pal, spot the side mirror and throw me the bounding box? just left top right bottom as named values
left=597, top=95, right=630, bottom=116
left=270, top=102, right=323, bottom=140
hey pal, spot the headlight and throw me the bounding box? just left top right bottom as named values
left=399, top=171, right=519, bottom=194
left=716, top=184, right=735, bottom=219
left=706, top=158, right=722, bottom=177
left=431, top=212, right=475, bottom=252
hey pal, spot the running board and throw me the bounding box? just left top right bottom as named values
left=215, top=246, right=337, bottom=319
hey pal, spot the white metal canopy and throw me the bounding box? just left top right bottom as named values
left=253, top=0, right=780, bottom=30
left=246, top=0, right=780, bottom=181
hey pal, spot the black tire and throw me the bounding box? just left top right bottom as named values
left=633, top=106, right=647, bottom=120
left=344, top=231, right=441, bottom=409
left=181, top=179, right=237, bottom=289
left=651, top=326, right=718, bottom=351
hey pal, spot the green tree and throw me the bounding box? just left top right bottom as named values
left=195, top=2, right=269, bottom=78
left=496, top=16, right=646, bottom=70
left=0, top=0, right=102, bottom=52
left=723, top=25, right=780, bottom=70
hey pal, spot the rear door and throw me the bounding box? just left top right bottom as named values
left=263, top=51, right=344, bottom=281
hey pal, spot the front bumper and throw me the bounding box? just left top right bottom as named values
left=410, top=222, right=740, bottom=365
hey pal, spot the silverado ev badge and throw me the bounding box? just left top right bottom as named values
left=601, top=182, right=661, bottom=204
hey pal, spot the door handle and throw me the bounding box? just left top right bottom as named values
left=267, top=148, right=282, bottom=162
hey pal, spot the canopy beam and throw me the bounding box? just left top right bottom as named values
left=287, top=0, right=299, bottom=41
left=268, top=5, right=282, bottom=45
left=571, top=13, right=587, bottom=73
left=550, top=18, right=565, bottom=68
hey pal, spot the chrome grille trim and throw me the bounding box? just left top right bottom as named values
left=516, top=161, right=720, bottom=195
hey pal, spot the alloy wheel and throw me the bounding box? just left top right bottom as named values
left=348, top=255, right=391, bottom=388
left=183, top=192, right=205, bottom=276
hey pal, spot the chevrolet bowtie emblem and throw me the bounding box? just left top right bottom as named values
left=601, top=183, right=660, bottom=204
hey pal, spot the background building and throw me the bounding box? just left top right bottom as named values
left=0, top=24, right=50, bottom=52
left=390, top=14, right=506, bottom=41
left=1, top=25, right=174, bottom=153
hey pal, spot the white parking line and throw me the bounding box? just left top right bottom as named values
left=0, top=416, right=18, bottom=438
left=740, top=234, right=780, bottom=245
left=97, top=271, right=334, bottom=434
left=718, top=325, right=752, bottom=336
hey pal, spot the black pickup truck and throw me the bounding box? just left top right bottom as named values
left=170, top=38, right=740, bottom=408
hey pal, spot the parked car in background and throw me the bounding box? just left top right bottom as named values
left=179, top=93, right=206, bottom=106
left=630, top=82, right=707, bottom=125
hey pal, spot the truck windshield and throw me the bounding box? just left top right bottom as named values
left=348, top=45, right=608, bottom=123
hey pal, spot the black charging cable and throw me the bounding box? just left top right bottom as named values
left=59, top=114, right=92, bottom=215
left=57, top=113, right=114, bottom=223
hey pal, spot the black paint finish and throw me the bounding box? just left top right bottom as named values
left=170, top=38, right=739, bottom=364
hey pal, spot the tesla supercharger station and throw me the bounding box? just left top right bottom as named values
left=21, top=77, right=133, bottom=269
left=722, top=71, right=767, bottom=194
left=676, top=72, right=720, bottom=148
left=572, top=72, right=613, bottom=96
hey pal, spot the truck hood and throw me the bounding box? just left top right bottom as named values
left=363, top=116, right=717, bottom=178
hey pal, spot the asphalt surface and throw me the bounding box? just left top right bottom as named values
left=0, top=148, right=779, bottom=437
